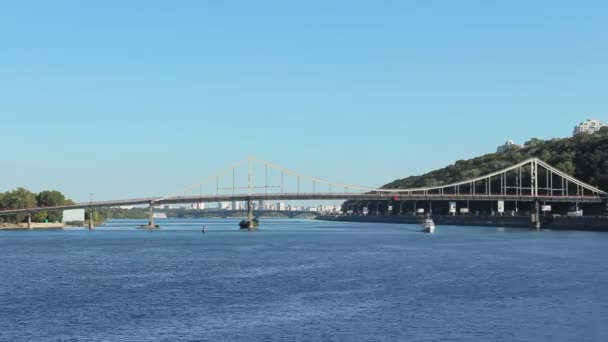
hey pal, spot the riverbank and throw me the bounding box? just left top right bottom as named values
left=316, top=215, right=608, bottom=231
left=0, top=223, right=64, bottom=230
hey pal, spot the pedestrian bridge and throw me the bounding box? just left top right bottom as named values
left=1, top=157, right=606, bottom=228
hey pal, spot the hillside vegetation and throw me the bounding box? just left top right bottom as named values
left=0, top=188, right=74, bottom=223
left=382, top=127, right=608, bottom=191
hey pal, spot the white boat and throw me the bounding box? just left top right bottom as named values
left=422, top=217, right=435, bottom=233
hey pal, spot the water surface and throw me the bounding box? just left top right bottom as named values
left=1, top=219, right=607, bottom=341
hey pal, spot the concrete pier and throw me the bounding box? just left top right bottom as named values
left=88, top=208, right=94, bottom=230
left=532, top=201, right=541, bottom=230
left=138, top=203, right=160, bottom=229
left=148, top=204, right=155, bottom=228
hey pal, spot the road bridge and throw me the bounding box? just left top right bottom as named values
left=1, top=157, right=606, bottom=229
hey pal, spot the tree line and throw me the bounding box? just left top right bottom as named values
left=382, top=127, right=608, bottom=191
left=0, top=188, right=73, bottom=223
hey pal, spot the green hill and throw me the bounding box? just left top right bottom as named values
left=381, top=128, right=608, bottom=191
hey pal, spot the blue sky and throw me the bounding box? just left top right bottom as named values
left=1, top=0, right=606, bottom=202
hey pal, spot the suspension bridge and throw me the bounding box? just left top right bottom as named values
left=1, top=157, right=606, bottom=229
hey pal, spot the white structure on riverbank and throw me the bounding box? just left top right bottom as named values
left=496, top=140, right=522, bottom=153
left=573, top=119, right=605, bottom=136
left=62, top=209, right=85, bottom=223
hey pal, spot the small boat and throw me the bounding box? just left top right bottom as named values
left=421, top=217, right=435, bottom=233
left=239, top=218, right=259, bottom=229
left=137, top=224, right=160, bottom=230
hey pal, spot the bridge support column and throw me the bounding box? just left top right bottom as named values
left=148, top=205, right=155, bottom=228
left=247, top=200, right=256, bottom=230
left=88, top=207, right=94, bottom=230
left=532, top=200, right=541, bottom=230
left=247, top=201, right=253, bottom=224
left=27, top=213, right=32, bottom=229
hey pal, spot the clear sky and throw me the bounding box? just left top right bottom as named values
left=1, top=0, right=606, bottom=202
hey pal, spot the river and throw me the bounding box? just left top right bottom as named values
left=1, top=219, right=607, bottom=341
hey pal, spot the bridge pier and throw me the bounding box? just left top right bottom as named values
left=148, top=205, right=155, bottom=228
left=533, top=200, right=541, bottom=230
left=27, top=213, right=32, bottom=229
left=138, top=203, right=159, bottom=229
left=88, top=207, right=94, bottom=230
left=245, top=200, right=258, bottom=230
left=247, top=200, right=253, bottom=228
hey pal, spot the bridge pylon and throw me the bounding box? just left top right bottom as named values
left=139, top=202, right=159, bottom=230
left=148, top=203, right=155, bottom=228
left=88, top=207, right=94, bottom=230
left=533, top=200, right=541, bottom=230
left=245, top=199, right=258, bottom=230
left=247, top=200, right=253, bottom=228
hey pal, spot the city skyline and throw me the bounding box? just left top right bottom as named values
left=1, top=1, right=606, bottom=202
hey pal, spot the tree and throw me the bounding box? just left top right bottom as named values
left=0, top=192, right=5, bottom=223
left=379, top=131, right=608, bottom=191
left=1, top=188, right=37, bottom=223
left=85, top=210, right=104, bottom=224
left=524, top=138, right=543, bottom=147
left=556, top=161, right=575, bottom=176
left=36, top=190, right=68, bottom=222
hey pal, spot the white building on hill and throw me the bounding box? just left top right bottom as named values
left=573, top=119, right=605, bottom=136
left=496, top=140, right=522, bottom=153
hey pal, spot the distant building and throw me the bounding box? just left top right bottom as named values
left=217, top=201, right=231, bottom=210
left=317, top=205, right=340, bottom=213
left=573, top=119, right=605, bottom=136
left=189, top=203, right=205, bottom=210
left=496, top=140, right=522, bottom=153
left=277, top=202, right=286, bottom=211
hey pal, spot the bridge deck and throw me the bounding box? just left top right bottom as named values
left=0, top=193, right=604, bottom=216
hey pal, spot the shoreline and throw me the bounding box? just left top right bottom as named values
left=315, top=215, right=608, bottom=231
left=0, top=223, right=64, bottom=230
